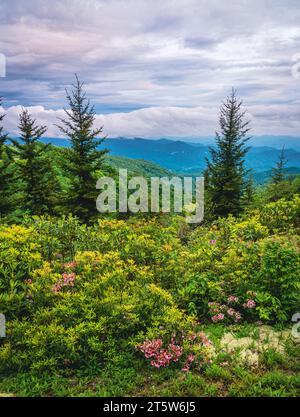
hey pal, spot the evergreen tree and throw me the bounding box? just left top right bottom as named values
left=205, top=89, right=251, bottom=217
left=57, top=75, right=107, bottom=222
left=271, top=146, right=287, bottom=185
left=242, top=173, right=255, bottom=209
left=0, top=97, right=15, bottom=216
left=9, top=109, right=60, bottom=215
left=266, top=146, right=288, bottom=202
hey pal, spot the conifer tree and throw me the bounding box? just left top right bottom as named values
left=0, top=97, right=14, bottom=216
left=266, top=146, right=288, bottom=202
left=9, top=109, right=60, bottom=215
left=57, top=75, right=107, bottom=222
left=242, top=173, right=255, bottom=209
left=271, top=146, right=287, bottom=185
left=205, top=89, right=251, bottom=217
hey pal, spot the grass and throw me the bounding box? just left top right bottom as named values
left=0, top=324, right=299, bottom=397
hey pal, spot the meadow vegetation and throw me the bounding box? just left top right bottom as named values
left=0, top=194, right=299, bottom=396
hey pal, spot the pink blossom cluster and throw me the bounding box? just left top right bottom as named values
left=182, top=354, right=195, bottom=372
left=25, top=279, right=33, bottom=285
left=209, top=239, right=216, bottom=245
left=208, top=302, right=221, bottom=314
left=62, top=261, right=78, bottom=270
left=233, top=311, right=242, bottom=321
left=211, top=313, right=225, bottom=322
left=208, top=299, right=242, bottom=323
left=243, top=299, right=256, bottom=309
left=137, top=338, right=183, bottom=368
left=227, top=295, right=239, bottom=303
left=187, top=331, right=212, bottom=347
left=227, top=307, right=242, bottom=322
left=52, top=273, right=76, bottom=293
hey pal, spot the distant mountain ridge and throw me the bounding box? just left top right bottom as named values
left=39, top=136, right=300, bottom=176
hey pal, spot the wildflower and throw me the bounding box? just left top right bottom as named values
left=198, top=332, right=212, bottom=346
left=25, top=279, right=32, bottom=285
left=227, top=295, right=239, bottom=303
left=181, top=354, right=195, bottom=372
left=234, top=312, right=242, bottom=322
left=209, top=239, right=216, bottom=245
left=62, top=261, right=78, bottom=270
left=212, top=313, right=224, bottom=322
left=243, top=299, right=256, bottom=309
left=52, top=273, right=76, bottom=293
left=137, top=338, right=183, bottom=368
left=227, top=308, right=235, bottom=316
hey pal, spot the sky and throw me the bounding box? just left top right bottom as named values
left=0, top=0, right=300, bottom=138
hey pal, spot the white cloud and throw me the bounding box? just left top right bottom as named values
left=2, top=103, right=300, bottom=138
left=0, top=0, right=300, bottom=136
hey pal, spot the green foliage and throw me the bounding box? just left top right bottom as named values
left=271, top=147, right=287, bottom=185
left=57, top=75, right=107, bottom=222
left=205, top=89, right=251, bottom=217
left=0, top=193, right=299, bottom=383
left=8, top=109, right=61, bottom=215
left=0, top=98, right=15, bottom=216
left=259, top=195, right=300, bottom=232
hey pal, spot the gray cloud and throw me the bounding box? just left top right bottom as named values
left=0, top=0, right=299, bottom=136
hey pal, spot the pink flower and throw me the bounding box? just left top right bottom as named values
left=25, top=279, right=32, bottom=285
left=181, top=354, right=195, bottom=372
left=243, top=299, right=256, bottom=309
left=227, top=295, right=239, bottom=303
left=212, top=313, right=224, bottom=322
left=62, top=261, right=78, bottom=270
left=137, top=338, right=183, bottom=368
left=234, top=312, right=242, bottom=322
left=227, top=308, right=235, bottom=316
left=209, top=239, right=216, bottom=245
left=52, top=273, right=76, bottom=293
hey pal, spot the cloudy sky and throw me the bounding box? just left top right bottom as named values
left=0, top=0, right=300, bottom=138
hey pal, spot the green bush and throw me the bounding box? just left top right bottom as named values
left=0, top=196, right=299, bottom=378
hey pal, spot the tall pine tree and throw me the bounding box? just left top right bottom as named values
left=57, top=75, right=107, bottom=222
left=9, top=109, right=60, bottom=215
left=205, top=89, right=251, bottom=217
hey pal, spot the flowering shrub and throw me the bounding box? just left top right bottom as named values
left=208, top=301, right=242, bottom=323
left=0, top=198, right=299, bottom=376
left=137, top=338, right=183, bottom=368
left=137, top=330, right=213, bottom=372
left=52, top=272, right=76, bottom=293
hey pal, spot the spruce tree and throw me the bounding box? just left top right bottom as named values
left=242, top=173, right=255, bottom=209
left=9, top=109, right=60, bottom=215
left=271, top=146, right=287, bottom=185
left=267, top=146, right=288, bottom=201
left=0, top=97, right=14, bottom=216
left=57, top=75, right=107, bottom=222
left=205, top=89, right=251, bottom=217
